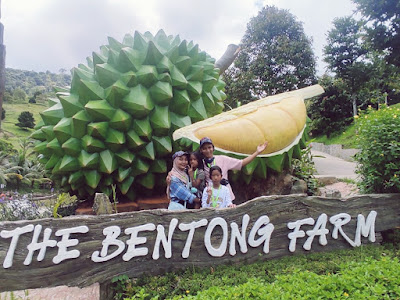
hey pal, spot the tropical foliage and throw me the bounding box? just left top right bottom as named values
left=223, top=5, right=316, bottom=109
left=0, top=139, right=50, bottom=190
left=354, top=105, right=400, bottom=193
left=352, top=0, right=400, bottom=67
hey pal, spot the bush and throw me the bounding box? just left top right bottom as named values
left=119, top=245, right=398, bottom=300
left=181, top=257, right=400, bottom=299
left=291, top=144, right=319, bottom=195
left=308, top=76, right=353, bottom=138
left=0, top=139, right=16, bottom=154
left=16, top=111, right=35, bottom=129
left=354, top=105, right=400, bottom=193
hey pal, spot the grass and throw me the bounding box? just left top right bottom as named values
left=312, top=103, right=400, bottom=149
left=311, top=123, right=358, bottom=149
left=1, top=102, right=48, bottom=149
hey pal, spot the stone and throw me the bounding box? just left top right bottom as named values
left=290, top=178, right=308, bottom=194
left=316, top=176, right=338, bottom=186
left=92, top=193, right=114, bottom=215
left=0, top=198, right=52, bottom=221
left=320, top=188, right=342, bottom=198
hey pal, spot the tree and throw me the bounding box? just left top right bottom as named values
left=16, top=111, right=35, bottom=129
left=308, top=76, right=353, bottom=137
left=1, top=108, right=4, bottom=120
left=324, top=16, right=372, bottom=116
left=12, top=88, right=26, bottom=102
left=225, top=5, right=316, bottom=106
left=352, top=0, right=400, bottom=67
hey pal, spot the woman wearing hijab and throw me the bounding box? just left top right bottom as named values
left=167, top=151, right=201, bottom=210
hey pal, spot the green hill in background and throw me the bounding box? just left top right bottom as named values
left=5, top=68, right=71, bottom=97
left=1, top=68, right=71, bottom=149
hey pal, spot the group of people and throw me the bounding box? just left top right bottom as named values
left=167, top=137, right=268, bottom=210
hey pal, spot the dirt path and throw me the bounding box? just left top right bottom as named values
left=0, top=284, right=100, bottom=300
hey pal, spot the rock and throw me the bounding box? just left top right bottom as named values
left=232, top=171, right=295, bottom=205
left=290, top=178, right=308, bottom=194
left=316, top=176, right=338, bottom=186
left=0, top=199, right=52, bottom=221
left=92, top=193, right=114, bottom=215
left=319, top=188, right=342, bottom=198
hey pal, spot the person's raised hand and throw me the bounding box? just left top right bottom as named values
left=207, top=186, right=212, bottom=198
left=257, top=141, right=268, bottom=154
left=188, top=165, right=194, bottom=178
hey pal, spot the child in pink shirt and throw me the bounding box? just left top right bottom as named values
left=199, top=137, right=268, bottom=201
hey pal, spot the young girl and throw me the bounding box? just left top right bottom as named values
left=202, top=166, right=236, bottom=208
left=188, top=151, right=206, bottom=199
left=199, top=137, right=268, bottom=202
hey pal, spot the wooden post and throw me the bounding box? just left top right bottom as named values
left=99, top=281, right=113, bottom=300
left=0, top=0, right=5, bottom=130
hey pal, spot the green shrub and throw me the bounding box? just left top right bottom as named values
left=16, top=111, right=35, bottom=129
left=354, top=105, right=400, bottom=193
left=120, top=245, right=399, bottom=300
left=180, top=257, right=400, bottom=299
left=0, top=139, right=17, bottom=154
left=291, top=144, right=319, bottom=195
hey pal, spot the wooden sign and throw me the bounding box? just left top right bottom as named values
left=1, top=194, right=400, bottom=292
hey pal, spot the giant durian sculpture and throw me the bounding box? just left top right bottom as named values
left=174, top=85, right=324, bottom=184
left=31, top=30, right=227, bottom=200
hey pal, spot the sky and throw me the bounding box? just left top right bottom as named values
left=2, top=0, right=357, bottom=75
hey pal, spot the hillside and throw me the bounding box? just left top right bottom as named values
left=5, top=68, right=71, bottom=94
left=3, top=68, right=71, bottom=104
left=1, top=68, right=71, bottom=149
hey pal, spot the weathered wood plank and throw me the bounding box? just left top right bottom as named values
left=0, top=194, right=399, bottom=292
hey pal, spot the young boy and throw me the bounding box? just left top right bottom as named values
left=199, top=137, right=268, bottom=201
left=202, top=166, right=235, bottom=208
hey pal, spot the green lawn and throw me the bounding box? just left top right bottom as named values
left=311, top=103, right=400, bottom=149
left=1, top=102, right=48, bottom=149
left=311, top=123, right=358, bottom=149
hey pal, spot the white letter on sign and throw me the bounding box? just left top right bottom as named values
left=303, top=213, right=329, bottom=250
left=329, top=213, right=355, bottom=247
left=53, top=226, right=89, bottom=264
left=354, top=211, right=377, bottom=246
left=123, top=223, right=156, bottom=261
left=24, top=225, right=57, bottom=265
left=92, top=226, right=126, bottom=263
left=152, top=218, right=179, bottom=260
left=179, top=219, right=208, bottom=258
left=248, top=215, right=274, bottom=254
left=1, top=225, right=34, bottom=268
left=287, top=218, right=315, bottom=252
left=204, top=217, right=228, bottom=257
left=230, top=214, right=250, bottom=256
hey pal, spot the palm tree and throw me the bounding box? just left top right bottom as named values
left=0, top=152, right=23, bottom=186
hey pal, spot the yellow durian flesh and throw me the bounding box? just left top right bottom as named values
left=195, top=118, right=266, bottom=154
left=173, top=84, right=325, bottom=157
left=194, top=98, right=303, bottom=155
